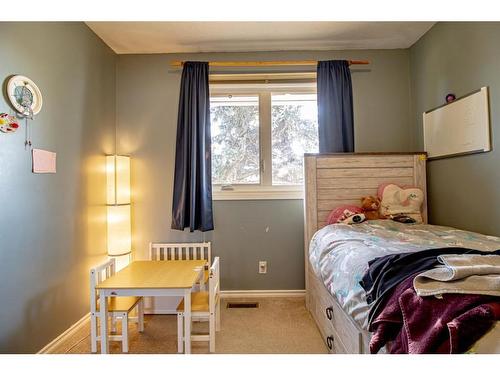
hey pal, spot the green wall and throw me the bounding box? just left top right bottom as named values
left=0, top=22, right=116, bottom=353
left=116, top=49, right=414, bottom=291
left=410, top=22, right=500, bottom=236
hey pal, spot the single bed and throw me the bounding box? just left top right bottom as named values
left=303, top=153, right=500, bottom=353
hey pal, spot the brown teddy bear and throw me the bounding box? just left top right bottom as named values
left=361, top=196, right=381, bottom=220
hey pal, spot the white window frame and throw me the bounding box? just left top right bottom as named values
left=210, top=81, right=317, bottom=200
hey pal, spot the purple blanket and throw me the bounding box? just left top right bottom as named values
left=369, top=275, right=500, bottom=354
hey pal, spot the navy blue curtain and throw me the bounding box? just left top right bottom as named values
left=317, top=60, right=354, bottom=153
left=171, top=62, right=214, bottom=232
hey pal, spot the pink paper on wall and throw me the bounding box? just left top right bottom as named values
left=32, top=148, right=57, bottom=173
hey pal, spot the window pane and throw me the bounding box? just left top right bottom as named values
left=271, top=93, right=319, bottom=185
left=210, top=95, right=260, bottom=185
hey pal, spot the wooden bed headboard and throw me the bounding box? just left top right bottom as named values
left=303, top=152, right=427, bottom=271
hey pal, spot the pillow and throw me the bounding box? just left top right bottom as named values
left=378, top=183, right=424, bottom=223
left=327, top=205, right=363, bottom=225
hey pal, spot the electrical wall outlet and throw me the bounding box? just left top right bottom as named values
left=259, top=261, right=267, bottom=274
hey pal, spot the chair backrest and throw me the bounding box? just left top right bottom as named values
left=149, top=242, right=211, bottom=264
left=208, top=257, right=220, bottom=314
left=89, top=258, right=116, bottom=314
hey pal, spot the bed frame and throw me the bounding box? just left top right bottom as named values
left=303, top=153, right=427, bottom=353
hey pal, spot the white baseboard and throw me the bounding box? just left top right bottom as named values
left=145, top=290, right=306, bottom=314
left=146, top=290, right=306, bottom=304
left=220, top=289, right=305, bottom=298
left=38, top=313, right=90, bottom=354
left=144, top=308, right=178, bottom=315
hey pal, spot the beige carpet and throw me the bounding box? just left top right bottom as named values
left=49, top=297, right=327, bottom=354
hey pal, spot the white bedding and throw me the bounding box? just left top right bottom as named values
left=308, top=220, right=500, bottom=330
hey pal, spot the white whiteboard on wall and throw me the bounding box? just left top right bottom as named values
left=423, top=87, right=491, bottom=159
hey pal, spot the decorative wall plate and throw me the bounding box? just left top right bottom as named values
left=0, top=113, right=19, bottom=133
left=6, top=75, right=43, bottom=116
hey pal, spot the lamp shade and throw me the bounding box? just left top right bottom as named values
left=107, top=204, right=132, bottom=256
left=106, top=155, right=130, bottom=205
left=106, top=155, right=132, bottom=256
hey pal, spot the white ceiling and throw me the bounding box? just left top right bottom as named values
left=86, top=22, right=435, bottom=54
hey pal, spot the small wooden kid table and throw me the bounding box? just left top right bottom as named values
left=96, top=260, right=206, bottom=354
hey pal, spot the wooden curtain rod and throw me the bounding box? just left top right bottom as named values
left=170, top=60, right=369, bottom=68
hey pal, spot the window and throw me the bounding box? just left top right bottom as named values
left=210, top=80, right=318, bottom=200
left=271, top=93, right=318, bottom=185
left=211, top=95, right=260, bottom=185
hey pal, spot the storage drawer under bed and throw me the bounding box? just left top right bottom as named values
left=308, top=264, right=366, bottom=353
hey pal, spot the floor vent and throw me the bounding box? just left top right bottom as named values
left=226, top=302, right=259, bottom=309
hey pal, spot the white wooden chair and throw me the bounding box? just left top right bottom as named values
left=149, top=242, right=212, bottom=290
left=90, top=258, right=144, bottom=353
left=176, top=256, right=221, bottom=353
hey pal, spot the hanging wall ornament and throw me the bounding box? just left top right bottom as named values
left=7, top=75, right=43, bottom=116
left=0, top=113, right=19, bottom=133
left=6, top=75, right=43, bottom=147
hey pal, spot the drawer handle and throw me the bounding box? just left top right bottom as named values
left=325, top=306, right=333, bottom=320
left=326, top=335, right=334, bottom=350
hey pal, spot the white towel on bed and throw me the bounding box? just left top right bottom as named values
left=413, top=254, right=500, bottom=297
